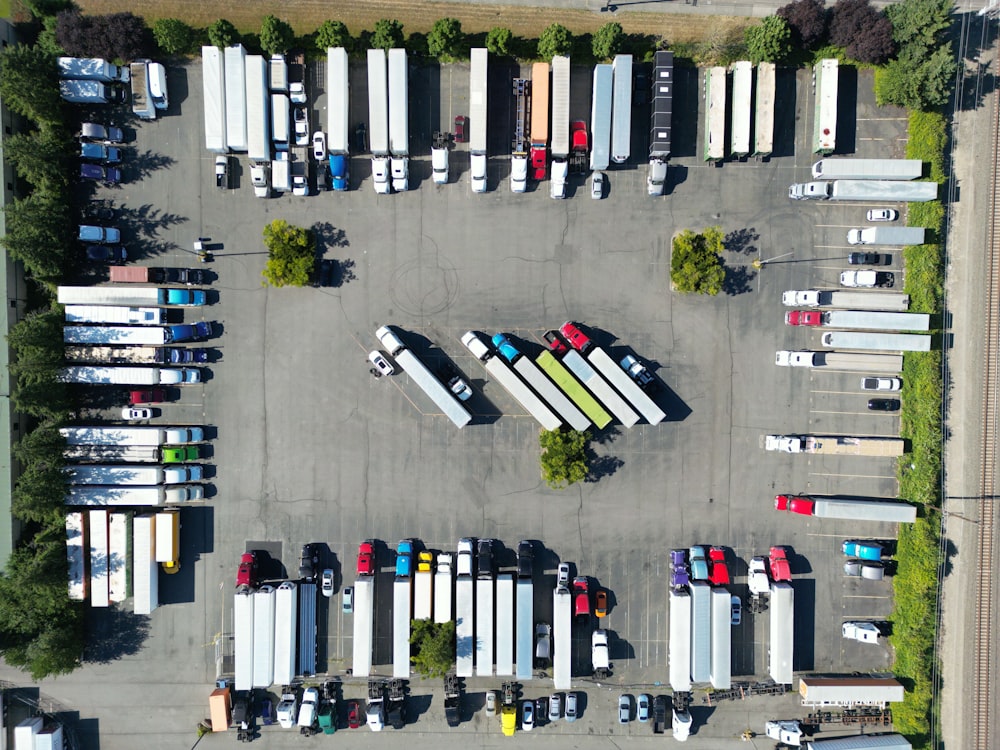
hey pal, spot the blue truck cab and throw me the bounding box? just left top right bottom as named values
left=329, top=154, right=348, bottom=191
left=395, top=540, right=413, bottom=577
left=78, top=224, right=121, bottom=243
left=80, top=142, right=122, bottom=163
left=688, top=546, right=709, bottom=580
left=166, top=289, right=207, bottom=306
left=167, top=322, right=213, bottom=343
left=491, top=333, right=522, bottom=364
left=842, top=540, right=883, bottom=561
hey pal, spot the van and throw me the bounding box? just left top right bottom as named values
left=148, top=62, right=168, bottom=110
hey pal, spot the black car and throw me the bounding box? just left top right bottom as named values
left=85, top=245, right=127, bottom=262
left=299, top=543, right=322, bottom=581
left=633, top=71, right=649, bottom=106
left=477, top=539, right=494, bottom=579
left=868, top=398, right=901, bottom=412
left=848, top=252, right=888, bottom=265
left=517, top=540, right=533, bottom=578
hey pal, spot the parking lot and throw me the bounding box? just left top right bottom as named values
left=43, top=58, right=913, bottom=746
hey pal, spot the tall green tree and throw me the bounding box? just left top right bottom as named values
left=260, top=15, right=295, bottom=56
left=410, top=619, right=455, bottom=678
left=207, top=19, right=240, bottom=49
left=744, top=15, right=793, bottom=63
left=12, top=464, right=67, bottom=525
left=486, top=27, right=513, bottom=56
left=427, top=18, right=464, bottom=59
left=261, top=220, right=316, bottom=287
left=152, top=18, right=195, bottom=56
left=0, top=45, right=64, bottom=127
left=670, top=227, right=726, bottom=295
left=14, top=420, right=67, bottom=467
left=537, top=24, right=572, bottom=59
left=1, top=194, right=73, bottom=279
left=875, top=46, right=957, bottom=110
left=372, top=19, right=404, bottom=51
left=884, top=0, right=953, bottom=49
left=4, top=128, right=74, bottom=194
left=539, top=430, right=589, bottom=489
left=8, top=309, right=66, bottom=367
left=317, top=20, right=351, bottom=52
left=592, top=22, right=624, bottom=60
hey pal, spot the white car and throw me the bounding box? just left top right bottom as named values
left=293, top=108, right=309, bottom=145
left=342, top=586, right=354, bottom=613
left=867, top=208, right=898, bottom=222
left=861, top=377, right=902, bottom=392
left=289, top=82, right=306, bottom=104
left=485, top=690, right=498, bottom=717
left=312, top=131, right=327, bottom=161
left=564, top=692, right=578, bottom=722
left=548, top=693, right=562, bottom=721
left=730, top=595, right=742, bottom=625
left=591, top=171, right=605, bottom=199
left=321, top=569, right=334, bottom=597
left=368, top=350, right=395, bottom=377
left=121, top=407, right=151, bottom=420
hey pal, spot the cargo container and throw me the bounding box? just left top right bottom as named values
left=562, top=349, right=639, bottom=427
left=552, top=587, right=572, bottom=689
left=352, top=576, right=374, bottom=677
left=393, top=577, right=411, bottom=678
left=549, top=56, right=570, bottom=198
left=60, top=79, right=120, bottom=104
left=388, top=49, right=409, bottom=192
left=689, top=581, right=711, bottom=683
left=820, top=331, right=931, bottom=352
left=59, top=56, right=129, bottom=82
left=209, top=688, right=232, bottom=732
left=89, top=509, right=110, bottom=607
left=813, top=58, right=838, bottom=154
left=58, top=366, right=200, bottom=385
left=14, top=718, right=42, bottom=750
left=60, top=426, right=203, bottom=446
left=271, top=93, right=289, bottom=151
left=754, top=62, right=775, bottom=157
left=806, top=735, right=911, bottom=750
left=709, top=587, right=731, bottom=689
left=469, top=48, right=489, bottom=193
left=234, top=589, right=255, bottom=690
left=66, top=512, right=87, bottom=601
left=530, top=62, right=550, bottom=180
left=769, top=582, right=794, bottom=684
left=298, top=581, right=317, bottom=676
left=245, top=55, right=271, bottom=162
left=704, top=67, right=726, bottom=162
left=63, top=323, right=212, bottom=345
left=669, top=588, right=692, bottom=691
left=414, top=557, right=434, bottom=621
left=476, top=576, right=494, bottom=676
left=455, top=574, right=475, bottom=677
left=513, top=356, right=589, bottom=431
left=202, top=46, right=227, bottom=153
left=66, top=485, right=202, bottom=506
left=107, top=511, right=128, bottom=602
left=781, top=289, right=910, bottom=311
left=133, top=513, right=158, bottom=614
left=33, top=726, right=64, bottom=750
left=730, top=61, right=752, bottom=158
left=269, top=54, right=287, bottom=92
left=68, top=464, right=202, bottom=485
left=495, top=573, right=514, bottom=676
left=253, top=585, right=276, bottom=688
left=536, top=350, right=611, bottom=428
left=611, top=55, right=632, bottom=164
left=155, top=510, right=179, bottom=571
left=273, top=581, right=297, bottom=686
left=515, top=578, right=533, bottom=680
left=434, top=552, right=453, bottom=624
left=224, top=44, right=248, bottom=151
left=590, top=65, right=613, bottom=170
left=648, top=50, right=673, bottom=195
left=798, top=676, right=905, bottom=707
left=65, top=305, right=165, bottom=325
left=813, top=158, right=923, bottom=181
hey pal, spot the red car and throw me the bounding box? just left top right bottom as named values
left=130, top=388, right=166, bottom=405
left=347, top=699, right=361, bottom=729
left=236, top=552, right=258, bottom=588
left=559, top=322, right=592, bottom=354
left=784, top=310, right=822, bottom=326
left=774, top=494, right=815, bottom=515
left=357, top=540, right=375, bottom=576
left=572, top=577, right=590, bottom=619
left=708, top=547, right=730, bottom=585
left=454, top=115, right=466, bottom=142
left=768, top=546, right=792, bottom=582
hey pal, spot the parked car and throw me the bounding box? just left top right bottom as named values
left=848, top=252, right=888, bottom=265
left=534, top=622, right=552, bottom=667
left=521, top=699, right=534, bottom=731
left=620, top=354, right=657, bottom=391
left=312, top=131, right=327, bottom=160
left=80, top=163, right=121, bottom=184
left=81, top=142, right=122, bottom=163
left=80, top=122, right=125, bottom=144
left=368, top=350, right=395, bottom=377
left=595, top=589, right=608, bottom=618
left=130, top=388, right=165, bottom=405
left=867, top=208, right=898, bottom=222
left=868, top=398, right=901, bottom=411
left=485, top=690, right=498, bottom=717
left=86, top=245, right=127, bottom=263
left=591, top=171, right=605, bottom=200
left=342, top=586, right=354, bottom=613
left=438, top=361, right=473, bottom=401
left=293, top=107, right=309, bottom=145
left=165, top=268, right=205, bottom=285
left=564, top=692, right=578, bottom=722
left=347, top=700, right=361, bottom=729
left=236, top=551, right=258, bottom=588
left=78, top=224, right=120, bottom=244
left=548, top=693, right=562, bottom=721
left=618, top=695, right=632, bottom=724
left=559, top=321, right=592, bottom=353
left=120, top=407, right=151, bottom=420
left=84, top=204, right=116, bottom=221
left=321, top=569, right=334, bottom=597
left=730, top=595, right=742, bottom=625
left=861, top=377, right=902, bottom=392
left=637, top=694, right=651, bottom=723
left=454, top=115, right=466, bottom=142
left=572, top=577, right=591, bottom=619
left=289, top=82, right=306, bottom=104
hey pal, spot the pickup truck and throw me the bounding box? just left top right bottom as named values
left=840, top=270, right=894, bottom=288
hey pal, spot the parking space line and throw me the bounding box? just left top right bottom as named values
left=809, top=471, right=897, bottom=480
left=810, top=409, right=891, bottom=416
left=842, top=596, right=892, bottom=601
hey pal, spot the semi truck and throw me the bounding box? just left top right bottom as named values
left=65, top=345, right=207, bottom=365
left=669, top=588, right=692, bottom=691
left=64, top=323, right=211, bottom=345
left=765, top=435, right=905, bottom=457
left=388, top=49, right=409, bottom=192
left=515, top=577, right=533, bottom=680
left=587, top=347, right=667, bottom=425
left=549, top=56, right=570, bottom=199
left=553, top=587, right=572, bottom=689
left=109, top=266, right=203, bottom=283
left=812, top=158, right=923, bottom=181
left=710, top=587, right=732, bottom=689
left=272, top=581, right=298, bottom=687
left=352, top=575, right=374, bottom=678
left=785, top=309, right=929, bottom=331
left=512, top=355, right=590, bottom=431
left=777, top=494, right=916, bottom=523
left=367, top=50, right=391, bottom=194
left=591, top=65, right=613, bottom=170
left=782, top=289, right=910, bottom=311
left=648, top=50, right=674, bottom=195
left=469, top=48, right=488, bottom=193
left=455, top=569, right=474, bottom=677
left=246, top=54, right=271, bottom=164
left=414, top=555, right=434, bottom=620
left=689, top=581, right=711, bottom=683
left=798, top=676, right=905, bottom=707
left=434, top=552, right=453, bottom=623
left=730, top=61, right=752, bottom=158
left=754, top=61, right=775, bottom=157
left=202, top=46, right=226, bottom=153
left=58, top=366, right=200, bottom=385
left=476, top=576, right=494, bottom=676
left=820, top=331, right=932, bottom=352
left=252, top=585, right=276, bottom=688
left=65, top=306, right=165, bottom=325
left=495, top=573, right=514, bottom=676
left=813, top=59, right=838, bottom=154
left=377, top=326, right=472, bottom=428
left=511, top=77, right=529, bottom=192
left=224, top=44, right=248, bottom=151
left=65, top=485, right=202, bottom=506
left=67, top=464, right=203, bottom=485
left=57, top=285, right=206, bottom=306
left=847, top=226, right=926, bottom=245
left=530, top=62, right=550, bottom=181
left=64, top=444, right=201, bottom=463
left=788, top=180, right=938, bottom=202
left=704, top=66, right=726, bottom=162
left=393, top=577, right=412, bottom=679
left=775, top=351, right=904, bottom=372
left=461, top=331, right=561, bottom=431
left=133, top=513, right=158, bottom=614
left=60, top=79, right=120, bottom=104
left=769, top=582, right=794, bottom=684
left=611, top=55, right=633, bottom=164
left=562, top=349, right=639, bottom=428
left=327, top=47, right=350, bottom=191
left=65, top=512, right=87, bottom=601
left=59, top=56, right=129, bottom=83
left=234, top=589, right=255, bottom=690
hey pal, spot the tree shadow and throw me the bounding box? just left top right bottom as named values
left=312, top=221, right=350, bottom=253
left=724, top=227, right=759, bottom=256
left=128, top=150, right=176, bottom=182
left=955, top=14, right=998, bottom=111
left=83, top=607, right=150, bottom=663
left=722, top=263, right=756, bottom=296
left=586, top=451, right=624, bottom=483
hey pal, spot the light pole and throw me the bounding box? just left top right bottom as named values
left=752, top=251, right=794, bottom=269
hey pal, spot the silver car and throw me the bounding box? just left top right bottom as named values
left=618, top=694, right=632, bottom=724
left=591, top=171, right=605, bottom=200
left=564, top=692, right=578, bottom=722
left=637, top=693, right=651, bottom=723
left=548, top=693, right=561, bottom=721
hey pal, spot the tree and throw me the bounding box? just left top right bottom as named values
left=261, top=219, right=316, bottom=287
left=12, top=464, right=67, bottom=525
left=745, top=16, right=792, bottom=64
left=5, top=128, right=75, bottom=194
left=0, top=45, right=64, bottom=127
left=539, top=429, right=589, bottom=489
left=538, top=23, right=572, bottom=59
left=829, top=0, right=895, bottom=63
left=36, top=16, right=65, bottom=58
left=8, top=309, right=66, bottom=367
left=56, top=11, right=150, bottom=62
left=317, top=20, right=351, bottom=52
left=427, top=18, right=464, bottom=59
left=372, top=19, right=404, bottom=51
left=592, top=22, right=624, bottom=61
left=260, top=15, right=295, bottom=56
left=776, top=0, right=828, bottom=48
left=486, top=27, right=513, bottom=57
left=410, top=620, right=455, bottom=678
left=875, top=45, right=957, bottom=110
left=670, top=227, right=726, bottom=295
left=884, top=0, right=952, bottom=49
left=2, top=193, right=73, bottom=280
left=20, top=0, right=72, bottom=18
left=152, top=18, right=195, bottom=56
left=208, top=19, right=240, bottom=49
left=13, top=421, right=67, bottom=467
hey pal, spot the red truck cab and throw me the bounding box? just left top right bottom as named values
left=559, top=321, right=593, bottom=354
left=357, top=541, right=375, bottom=576
left=784, top=310, right=822, bottom=326
left=236, top=552, right=258, bottom=588
left=768, top=546, right=792, bottom=582
left=572, top=576, right=591, bottom=619
left=774, top=494, right=814, bottom=515
left=708, top=547, right=730, bottom=585
left=531, top=146, right=547, bottom=180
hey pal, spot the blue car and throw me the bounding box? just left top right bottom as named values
left=491, top=333, right=521, bottom=364
left=395, top=540, right=413, bottom=577
left=842, top=540, right=883, bottom=561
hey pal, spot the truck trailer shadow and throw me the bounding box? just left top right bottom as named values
left=160, top=505, right=215, bottom=604
left=791, top=578, right=815, bottom=672
left=83, top=607, right=150, bottom=664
